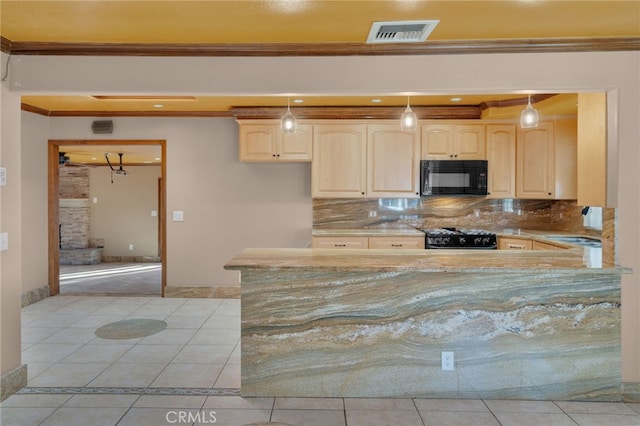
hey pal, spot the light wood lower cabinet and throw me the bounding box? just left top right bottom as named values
left=532, top=240, right=564, bottom=250
left=312, top=236, right=424, bottom=249
left=498, top=237, right=532, bottom=250
left=312, top=237, right=369, bottom=249
left=368, top=237, right=425, bottom=249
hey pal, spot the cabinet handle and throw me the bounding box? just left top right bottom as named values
left=334, top=244, right=346, bottom=247
left=391, top=244, right=403, bottom=247
left=272, top=154, right=276, bottom=157
left=361, top=192, right=365, bottom=195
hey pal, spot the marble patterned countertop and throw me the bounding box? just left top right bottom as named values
left=225, top=247, right=626, bottom=273
left=225, top=227, right=629, bottom=273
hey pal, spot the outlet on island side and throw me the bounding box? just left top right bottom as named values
left=441, top=351, right=454, bottom=371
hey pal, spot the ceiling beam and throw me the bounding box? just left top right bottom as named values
left=3, top=37, right=639, bottom=56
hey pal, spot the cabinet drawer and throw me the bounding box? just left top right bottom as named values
left=312, top=237, right=369, bottom=249
left=498, top=237, right=533, bottom=250
left=368, top=237, right=425, bottom=249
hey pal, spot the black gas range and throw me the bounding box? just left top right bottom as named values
left=419, top=227, right=497, bottom=250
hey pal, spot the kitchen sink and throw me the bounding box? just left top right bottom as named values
left=545, top=236, right=602, bottom=247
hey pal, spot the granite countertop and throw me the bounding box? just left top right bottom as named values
left=226, top=227, right=626, bottom=273
left=225, top=247, right=626, bottom=273
left=312, top=227, right=424, bottom=238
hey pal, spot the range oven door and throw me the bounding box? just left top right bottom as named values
left=420, top=160, right=488, bottom=196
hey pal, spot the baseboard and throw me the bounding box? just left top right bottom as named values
left=164, top=286, right=240, bottom=299
left=1, top=364, right=27, bottom=402
left=21, top=285, right=50, bottom=307
left=623, top=382, right=640, bottom=402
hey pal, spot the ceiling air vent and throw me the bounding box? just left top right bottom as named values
left=366, top=20, right=439, bottom=44
left=92, top=120, right=113, bottom=134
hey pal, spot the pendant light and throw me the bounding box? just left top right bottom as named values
left=400, top=96, right=417, bottom=131
left=520, top=94, right=539, bottom=128
left=281, top=97, right=297, bottom=133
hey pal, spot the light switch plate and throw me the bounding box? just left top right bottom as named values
left=173, top=211, right=184, bottom=222
left=0, top=232, right=8, bottom=251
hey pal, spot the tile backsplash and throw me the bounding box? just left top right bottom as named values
left=313, top=197, right=600, bottom=235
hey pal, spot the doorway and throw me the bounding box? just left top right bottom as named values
left=48, top=139, right=167, bottom=296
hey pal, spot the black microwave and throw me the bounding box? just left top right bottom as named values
left=420, top=160, right=488, bottom=196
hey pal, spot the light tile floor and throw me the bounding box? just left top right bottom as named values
left=2, top=295, right=640, bottom=426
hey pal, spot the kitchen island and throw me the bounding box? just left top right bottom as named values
left=224, top=247, right=629, bottom=400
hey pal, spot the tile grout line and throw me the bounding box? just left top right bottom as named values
left=17, top=387, right=242, bottom=396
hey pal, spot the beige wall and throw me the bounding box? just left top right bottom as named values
left=1, top=82, right=23, bottom=376
left=49, top=117, right=313, bottom=287
left=1, top=51, right=639, bottom=385
left=20, top=112, right=49, bottom=295
left=89, top=166, right=161, bottom=258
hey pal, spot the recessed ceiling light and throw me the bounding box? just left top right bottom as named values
left=371, top=99, right=382, bottom=103
left=154, top=157, right=161, bottom=161
left=293, top=99, right=304, bottom=104
left=153, top=104, right=164, bottom=108
left=450, top=97, right=462, bottom=102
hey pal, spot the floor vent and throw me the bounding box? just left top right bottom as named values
left=366, top=20, right=439, bottom=44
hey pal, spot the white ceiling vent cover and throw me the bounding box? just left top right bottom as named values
left=366, top=20, right=439, bottom=44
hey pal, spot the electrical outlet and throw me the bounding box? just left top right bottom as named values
left=129, top=244, right=134, bottom=251
left=441, top=351, right=454, bottom=371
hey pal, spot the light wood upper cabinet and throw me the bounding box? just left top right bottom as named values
left=367, top=125, right=420, bottom=198
left=577, top=93, right=607, bottom=207
left=486, top=124, right=516, bottom=199
left=239, top=121, right=312, bottom=162
left=421, top=123, right=485, bottom=160
left=516, top=120, right=577, bottom=200
left=517, top=121, right=555, bottom=199
left=312, top=123, right=367, bottom=198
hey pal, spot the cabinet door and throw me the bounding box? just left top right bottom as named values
left=279, top=123, right=312, bottom=161
left=367, top=125, right=420, bottom=198
left=369, top=237, right=425, bottom=249
left=312, top=124, right=367, bottom=198
left=532, top=240, right=563, bottom=250
left=454, top=124, right=486, bottom=159
left=312, top=237, right=368, bottom=249
left=239, top=124, right=279, bottom=161
left=421, top=124, right=453, bottom=159
left=517, top=121, right=555, bottom=199
left=486, top=124, right=516, bottom=198
left=498, top=237, right=533, bottom=250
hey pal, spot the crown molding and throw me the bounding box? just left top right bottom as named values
left=3, top=36, right=639, bottom=56
left=230, top=106, right=482, bottom=120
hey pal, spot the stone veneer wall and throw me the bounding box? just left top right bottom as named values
left=59, top=167, right=90, bottom=249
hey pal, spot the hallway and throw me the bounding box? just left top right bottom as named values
left=60, top=263, right=162, bottom=296
left=2, top=295, right=640, bottom=425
